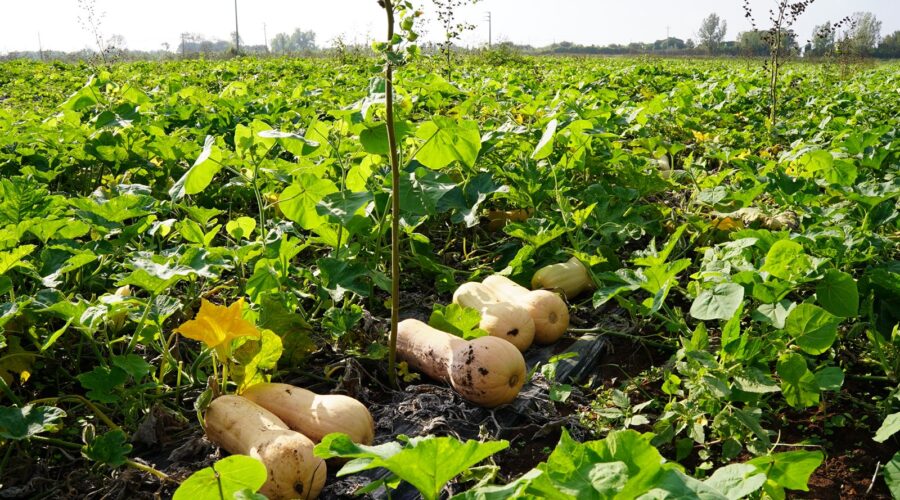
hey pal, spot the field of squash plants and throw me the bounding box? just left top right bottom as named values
left=1, top=16, right=900, bottom=499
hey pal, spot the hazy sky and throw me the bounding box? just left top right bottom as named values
left=1, top=0, right=898, bottom=54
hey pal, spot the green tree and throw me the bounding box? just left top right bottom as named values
left=698, top=13, right=727, bottom=54
left=809, top=22, right=835, bottom=57
left=738, top=30, right=769, bottom=57
left=876, top=30, right=900, bottom=58
left=289, top=29, right=317, bottom=52
left=849, top=12, right=881, bottom=55
left=270, top=33, right=291, bottom=55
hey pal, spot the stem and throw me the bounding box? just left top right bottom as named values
left=126, top=293, right=156, bottom=355
left=29, top=395, right=120, bottom=430
left=0, top=375, right=22, bottom=406
left=383, top=0, right=401, bottom=388
left=31, top=436, right=171, bottom=481
left=569, top=327, right=677, bottom=351
left=126, top=458, right=172, bottom=481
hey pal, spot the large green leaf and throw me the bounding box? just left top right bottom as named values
left=748, top=450, right=823, bottom=496
left=704, top=464, right=766, bottom=500
left=279, top=174, right=338, bottom=231
left=0, top=245, right=36, bottom=276
left=784, top=303, right=840, bottom=355
left=429, top=303, right=487, bottom=340
left=690, top=283, right=745, bottom=321
left=231, top=329, right=283, bottom=393
left=874, top=412, right=900, bottom=443
left=415, top=117, right=481, bottom=169
left=173, top=455, right=267, bottom=500
left=885, top=452, right=900, bottom=499
left=169, top=136, right=224, bottom=200
left=532, top=118, right=558, bottom=160
left=776, top=353, right=819, bottom=408
left=761, top=240, right=811, bottom=282
left=316, top=433, right=508, bottom=500
left=815, top=270, right=858, bottom=318
left=82, top=429, right=132, bottom=467
left=0, top=405, right=66, bottom=440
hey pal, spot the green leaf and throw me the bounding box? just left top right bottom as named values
left=874, top=412, right=900, bottom=443
left=258, top=128, right=320, bottom=157
left=528, top=428, right=665, bottom=498
left=415, top=117, right=482, bottom=169
left=279, top=174, right=338, bottom=230
left=226, top=216, right=257, bottom=240
left=884, top=452, right=900, bottom=498
left=748, top=450, right=823, bottom=493
left=429, top=303, right=488, bottom=340
left=0, top=245, right=36, bottom=275
left=531, top=118, right=558, bottom=160
left=813, top=366, right=844, bottom=392
left=761, top=240, right=811, bottom=282
left=257, top=293, right=314, bottom=366
left=752, top=300, right=795, bottom=329
left=322, top=304, right=364, bottom=338
left=399, top=167, right=458, bottom=219
left=0, top=405, right=66, bottom=440
left=110, top=354, right=152, bottom=381
left=359, top=121, right=414, bottom=155
left=231, top=329, right=283, bottom=393
left=77, top=366, right=127, bottom=403
left=316, top=433, right=508, bottom=500
left=784, top=303, right=841, bottom=355
left=70, top=194, right=154, bottom=224
left=776, top=353, right=819, bottom=408
left=82, top=429, right=132, bottom=467
left=815, top=270, right=858, bottom=318
left=703, top=463, right=766, bottom=499
left=61, top=76, right=100, bottom=111
left=317, top=191, right=373, bottom=226
left=169, top=136, right=224, bottom=200
left=173, top=455, right=268, bottom=500
left=690, top=283, right=745, bottom=321
left=317, top=258, right=369, bottom=301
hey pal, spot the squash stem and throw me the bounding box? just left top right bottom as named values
left=383, top=0, right=401, bottom=388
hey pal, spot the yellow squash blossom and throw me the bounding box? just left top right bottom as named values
left=175, top=298, right=260, bottom=358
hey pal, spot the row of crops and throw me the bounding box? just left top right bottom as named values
left=0, top=54, right=898, bottom=498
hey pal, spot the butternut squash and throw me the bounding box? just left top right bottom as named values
left=204, top=395, right=326, bottom=500
left=531, top=257, right=594, bottom=299
left=242, top=383, right=375, bottom=445
left=482, top=275, right=569, bottom=345
left=396, top=319, right=526, bottom=407
left=485, top=208, right=533, bottom=232
left=452, top=282, right=535, bottom=351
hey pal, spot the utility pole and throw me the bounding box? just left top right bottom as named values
left=263, top=23, right=269, bottom=53
left=37, top=32, right=44, bottom=61
left=182, top=33, right=187, bottom=58
left=485, top=12, right=492, bottom=49
left=233, top=0, right=240, bottom=54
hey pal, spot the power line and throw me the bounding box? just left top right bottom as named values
left=234, top=0, right=240, bottom=54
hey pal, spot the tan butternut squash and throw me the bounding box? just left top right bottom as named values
left=482, top=275, right=569, bottom=345
left=242, top=383, right=375, bottom=445
left=452, top=282, right=535, bottom=351
left=531, top=257, right=594, bottom=299
left=396, top=319, right=526, bottom=407
left=485, top=208, right=533, bottom=232
left=204, top=395, right=326, bottom=500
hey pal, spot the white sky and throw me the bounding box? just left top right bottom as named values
left=0, top=0, right=898, bottom=54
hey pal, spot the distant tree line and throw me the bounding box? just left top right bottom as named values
left=3, top=12, right=900, bottom=62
